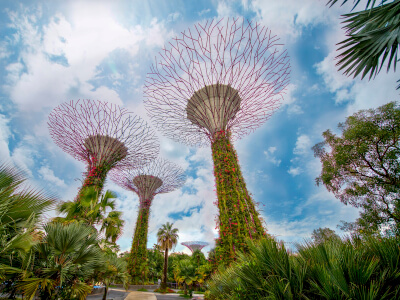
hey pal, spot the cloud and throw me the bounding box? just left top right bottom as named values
left=249, top=0, right=348, bottom=40
left=4, top=5, right=171, bottom=112
left=293, top=134, right=312, bottom=155
left=0, top=114, right=11, bottom=161
left=38, top=165, right=66, bottom=187
left=288, top=166, right=302, bottom=176
left=198, top=8, right=211, bottom=16
left=263, top=146, right=281, bottom=166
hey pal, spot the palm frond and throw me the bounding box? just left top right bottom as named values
left=335, top=0, right=400, bottom=80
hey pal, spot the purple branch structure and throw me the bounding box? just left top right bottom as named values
left=181, top=241, right=209, bottom=254
left=144, top=18, right=290, bottom=265
left=111, top=158, right=186, bottom=280
left=48, top=99, right=159, bottom=200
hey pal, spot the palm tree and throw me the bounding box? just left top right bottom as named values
left=95, top=253, right=129, bottom=300
left=57, top=187, right=124, bottom=244
left=0, top=162, right=55, bottom=297
left=328, top=0, right=400, bottom=89
left=157, top=222, right=179, bottom=290
left=175, top=259, right=197, bottom=296
left=20, top=222, right=104, bottom=300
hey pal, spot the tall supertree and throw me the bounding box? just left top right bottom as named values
left=111, top=158, right=186, bottom=281
left=48, top=99, right=159, bottom=201
left=181, top=241, right=209, bottom=254
left=144, top=18, right=290, bottom=265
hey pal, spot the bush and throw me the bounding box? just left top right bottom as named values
left=154, top=287, right=175, bottom=294
left=206, top=236, right=400, bottom=299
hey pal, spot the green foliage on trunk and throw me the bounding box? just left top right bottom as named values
left=211, top=131, right=266, bottom=267
left=128, top=204, right=151, bottom=282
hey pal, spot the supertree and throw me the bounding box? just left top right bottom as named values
left=144, top=18, right=290, bottom=265
left=111, top=158, right=186, bottom=281
left=181, top=241, right=209, bottom=254
left=48, top=99, right=159, bottom=201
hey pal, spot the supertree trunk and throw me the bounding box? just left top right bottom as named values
left=128, top=198, right=152, bottom=281
left=211, top=130, right=265, bottom=264
left=79, top=160, right=111, bottom=199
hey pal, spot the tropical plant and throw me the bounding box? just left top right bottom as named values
left=313, top=102, right=400, bottom=236
left=157, top=222, right=179, bottom=290
left=191, top=249, right=206, bottom=267
left=95, top=253, right=129, bottom=300
left=0, top=162, right=55, bottom=298
left=147, top=246, right=164, bottom=283
left=57, top=187, right=124, bottom=243
left=327, top=0, right=400, bottom=89
left=206, top=236, right=400, bottom=299
left=174, top=259, right=197, bottom=296
left=19, top=222, right=104, bottom=300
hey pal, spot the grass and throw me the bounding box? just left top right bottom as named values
left=137, top=288, right=148, bottom=292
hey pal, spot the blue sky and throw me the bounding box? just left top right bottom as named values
left=0, top=0, right=398, bottom=255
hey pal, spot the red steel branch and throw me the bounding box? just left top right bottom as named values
left=144, top=18, right=290, bottom=146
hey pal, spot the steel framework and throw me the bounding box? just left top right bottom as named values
left=111, top=158, right=186, bottom=280
left=181, top=241, right=209, bottom=253
left=48, top=99, right=159, bottom=199
left=144, top=18, right=290, bottom=265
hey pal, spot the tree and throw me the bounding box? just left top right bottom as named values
left=157, top=222, right=179, bottom=290
left=311, top=227, right=340, bottom=244
left=313, top=102, right=400, bottom=236
left=327, top=0, right=400, bottom=89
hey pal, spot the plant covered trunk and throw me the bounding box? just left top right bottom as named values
left=211, top=131, right=265, bottom=266
left=128, top=198, right=152, bottom=282
left=77, top=161, right=111, bottom=201
left=161, top=247, right=168, bottom=290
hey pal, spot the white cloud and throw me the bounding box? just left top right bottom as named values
left=0, top=114, right=11, bottom=161
left=268, top=146, right=276, bottom=154
left=293, top=134, right=312, bottom=155
left=4, top=5, right=171, bottom=111
left=288, top=166, right=302, bottom=176
left=38, top=165, right=66, bottom=187
left=264, top=147, right=281, bottom=166
left=249, top=0, right=348, bottom=40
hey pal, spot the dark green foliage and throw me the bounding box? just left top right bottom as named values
left=206, top=236, right=400, bottom=299
left=313, top=102, right=400, bottom=236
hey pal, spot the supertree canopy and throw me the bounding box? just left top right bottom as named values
left=181, top=241, right=209, bottom=254
left=48, top=99, right=159, bottom=200
left=111, top=158, right=186, bottom=281
left=144, top=18, right=290, bottom=265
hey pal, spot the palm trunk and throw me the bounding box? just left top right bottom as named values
left=102, top=285, right=109, bottom=300
left=161, top=247, right=168, bottom=290
left=184, top=282, right=187, bottom=295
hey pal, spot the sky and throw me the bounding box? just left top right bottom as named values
left=0, top=0, right=398, bottom=255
